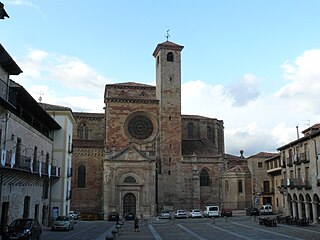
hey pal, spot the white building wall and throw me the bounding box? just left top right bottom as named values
left=48, top=111, right=74, bottom=217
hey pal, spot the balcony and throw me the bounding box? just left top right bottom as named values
left=286, top=157, right=293, bottom=167
left=0, top=150, right=60, bottom=177
left=293, top=178, right=312, bottom=190
left=300, top=152, right=310, bottom=164
left=282, top=178, right=312, bottom=190
left=267, top=166, right=281, bottom=175
left=293, top=155, right=301, bottom=165
left=282, top=178, right=295, bottom=189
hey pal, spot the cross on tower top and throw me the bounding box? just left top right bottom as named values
left=165, top=30, right=170, bottom=41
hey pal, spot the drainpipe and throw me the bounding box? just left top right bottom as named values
left=311, top=138, right=319, bottom=180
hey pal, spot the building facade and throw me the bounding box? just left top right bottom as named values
left=247, top=152, right=279, bottom=210
left=265, top=154, right=284, bottom=214
left=221, top=152, right=252, bottom=210
left=71, top=41, right=227, bottom=218
left=278, top=124, right=320, bottom=223
left=40, top=103, right=76, bottom=219
left=0, top=44, right=62, bottom=230
left=71, top=112, right=105, bottom=219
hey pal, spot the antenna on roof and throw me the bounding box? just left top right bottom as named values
left=303, top=119, right=310, bottom=127
left=296, top=125, right=299, bottom=139
left=165, top=30, right=170, bottom=41
left=38, top=92, right=44, bottom=102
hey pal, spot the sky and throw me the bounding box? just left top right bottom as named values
left=2, top=0, right=320, bottom=157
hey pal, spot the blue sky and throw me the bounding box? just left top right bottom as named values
left=2, top=0, right=320, bottom=156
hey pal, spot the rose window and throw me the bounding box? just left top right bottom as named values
left=128, top=115, right=153, bottom=140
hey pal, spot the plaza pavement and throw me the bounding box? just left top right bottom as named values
left=108, top=216, right=320, bottom=240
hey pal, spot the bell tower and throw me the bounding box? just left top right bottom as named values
left=153, top=40, right=184, bottom=208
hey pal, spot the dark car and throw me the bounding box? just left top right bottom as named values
left=124, top=213, right=135, bottom=221
left=2, top=218, right=42, bottom=240
left=246, top=207, right=259, bottom=216
left=108, top=212, right=120, bottom=221
left=221, top=208, right=233, bottom=217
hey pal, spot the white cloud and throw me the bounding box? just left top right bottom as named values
left=181, top=49, right=320, bottom=155
left=226, top=73, right=261, bottom=107
left=12, top=49, right=111, bottom=113
left=7, top=0, right=35, bottom=7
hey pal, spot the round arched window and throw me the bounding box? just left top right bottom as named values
left=124, top=176, right=137, bottom=183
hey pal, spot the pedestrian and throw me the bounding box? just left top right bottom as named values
left=134, top=217, right=139, bottom=232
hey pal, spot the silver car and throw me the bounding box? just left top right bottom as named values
left=174, top=210, right=188, bottom=219
left=159, top=210, right=171, bottom=219
left=51, top=216, right=75, bottom=231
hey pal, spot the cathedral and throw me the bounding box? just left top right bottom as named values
left=71, top=40, right=229, bottom=219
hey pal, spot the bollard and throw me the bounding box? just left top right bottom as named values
left=119, top=222, right=124, bottom=232
left=211, top=217, right=215, bottom=224
left=116, top=224, right=121, bottom=235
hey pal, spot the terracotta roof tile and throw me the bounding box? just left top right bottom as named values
left=248, top=152, right=279, bottom=159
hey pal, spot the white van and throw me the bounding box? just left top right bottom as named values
left=203, top=206, right=219, bottom=217
left=260, top=204, right=273, bottom=215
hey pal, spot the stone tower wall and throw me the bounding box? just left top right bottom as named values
left=154, top=43, right=183, bottom=209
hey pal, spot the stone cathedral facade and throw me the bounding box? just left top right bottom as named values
left=71, top=41, right=227, bottom=219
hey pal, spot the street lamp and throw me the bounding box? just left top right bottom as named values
left=0, top=2, right=9, bottom=19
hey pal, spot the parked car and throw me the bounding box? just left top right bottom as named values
left=124, top=213, right=135, bottom=221
left=203, top=205, right=220, bottom=217
left=69, top=211, right=79, bottom=220
left=260, top=204, right=273, bottom=215
left=108, top=212, right=120, bottom=221
left=51, top=216, right=75, bottom=231
left=174, top=210, right=188, bottom=219
left=221, top=208, right=233, bottom=217
left=2, top=218, right=42, bottom=240
left=246, top=207, right=259, bottom=216
left=159, top=210, right=171, bottom=219
left=188, top=209, right=202, bottom=218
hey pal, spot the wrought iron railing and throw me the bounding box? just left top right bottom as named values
left=280, top=178, right=311, bottom=190
left=0, top=150, right=60, bottom=177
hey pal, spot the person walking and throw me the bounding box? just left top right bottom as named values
left=134, top=217, right=139, bottom=232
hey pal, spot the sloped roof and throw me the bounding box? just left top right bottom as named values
left=302, top=123, right=320, bottom=134
left=225, top=164, right=251, bottom=174
left=0, top=44, right=22, bottom=75
left=182, top=115, right=216, bottom=120
left=73, top=112, right=104, bottom=118
left=9, top=80, right=61, bottom=130
left=248, top=152, right=278, bottom=159
left=39, top=102, right=72, bottom=112
left=224, top=153, right=247, bottom=169
left=182, top=139, right=216, bottom=156
left=152, top=41, right=184, bottom=57
left=105, top=82, right=155, bottom=89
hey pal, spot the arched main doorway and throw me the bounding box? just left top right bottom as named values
left=123, top=193, right=136, bottom=217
